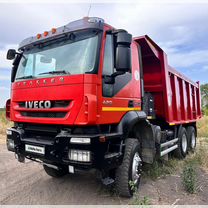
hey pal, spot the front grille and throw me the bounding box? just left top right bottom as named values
left=24, top=124, right=59, bottom=133
left=21, top=112, right=67, bottom=118
left=18, top=100, right=70, bottom=108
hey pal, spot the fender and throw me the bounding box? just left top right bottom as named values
left=117, top=111, right=146, bottom=138
left=117, top=111, right=157, bottom=164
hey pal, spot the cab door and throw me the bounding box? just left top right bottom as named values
left=99, top=33, right=142, bottom=124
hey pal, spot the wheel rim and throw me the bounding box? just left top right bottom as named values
left=132, top=152, right=142, bottom=184
left=182, top=134, right=187, bottom=153
left=191, top=132, right=196, bottom=149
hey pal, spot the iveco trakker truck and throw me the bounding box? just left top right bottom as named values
left=6, top=17, right=201, bottom=197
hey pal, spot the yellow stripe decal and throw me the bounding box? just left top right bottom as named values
left=169, top=123, right=175, bottom=126
left=147, top=116, right=153, bottom=119
left=102, top=107, right=141, bottom=112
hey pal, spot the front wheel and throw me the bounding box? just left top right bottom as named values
left=115, top=138, right=142, bottom=197
left=43, top=165, right=68, bottom=178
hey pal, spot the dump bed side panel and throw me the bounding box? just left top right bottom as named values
left=166, top=67, right=201, bottom=125
left=134, top=36, right=202, bottom=125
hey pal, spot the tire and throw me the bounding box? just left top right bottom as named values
left=186, top=126, right=196, bottom=152
left=174, top=127, right=188, bottom=159
left=115, top=138, right=142, bottom=197
left=43, top=165, right=68, bottom=178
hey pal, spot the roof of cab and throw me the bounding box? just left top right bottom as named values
left=18, top=17, right=104, bottom=50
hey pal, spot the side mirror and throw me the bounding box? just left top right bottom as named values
left=7, top=49, right=16, bottom=60
left=115, top=31, right=132, bottom=72
left=11, top=54, right=21, bottom=83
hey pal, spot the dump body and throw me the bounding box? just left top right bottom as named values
left=134, top=36, right=202, bottom=125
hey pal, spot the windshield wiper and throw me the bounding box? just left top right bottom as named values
left=38, top=70, right=70, bottom=75
left=16, top=75, right=35, bottom=80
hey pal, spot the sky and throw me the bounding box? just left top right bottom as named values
left=0, top=0, right=208, bottom=107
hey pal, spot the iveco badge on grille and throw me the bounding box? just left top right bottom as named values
left=25, top=101, right=51, bottom=109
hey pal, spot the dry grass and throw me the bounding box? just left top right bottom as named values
left=197, top=116, right=208, bottom=138
left=0, top=110, right=12, bottom=136
left=193, top=138, right=208, bottom=170
left=197, top=116, right=208, bottom=169
left=143, top=139, right=208, bottom=182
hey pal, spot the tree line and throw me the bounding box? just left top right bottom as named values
left=201, top=83, right=208, bottom=116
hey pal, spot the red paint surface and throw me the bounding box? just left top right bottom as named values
left=8, top=25, right=201, bottom=126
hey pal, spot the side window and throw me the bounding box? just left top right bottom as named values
left=102, top=34, right=114, bottom=97
left=102, top=35, right=114, bottom=75
left=102, top=34, right=132, bottom=97
left=15, top=54, right=33, bottom=78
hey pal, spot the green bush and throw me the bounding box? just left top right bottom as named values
left=182, top=164, right=197, bottom=194
left=205, top=108, right=208, bottom=116
left=130, top=196, right=150, bottom=205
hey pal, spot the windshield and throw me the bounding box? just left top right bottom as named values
left=15, top=30, right=99, bottom=80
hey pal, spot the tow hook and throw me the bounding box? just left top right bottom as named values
left=15, top=153, right=25, bottom=163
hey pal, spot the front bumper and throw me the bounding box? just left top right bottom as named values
left=6, top=127, right=122, bottom=170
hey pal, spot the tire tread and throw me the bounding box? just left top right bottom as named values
left=115, top=138, right=140, bottom=197
left=186, top=126, right=196, bottom=152
left=174, top=127, right=188, bottom=159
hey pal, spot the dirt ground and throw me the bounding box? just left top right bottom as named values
left=0, top=134, right=208, bottom=205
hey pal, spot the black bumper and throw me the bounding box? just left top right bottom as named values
left=6, top=127, right=123, bottom=170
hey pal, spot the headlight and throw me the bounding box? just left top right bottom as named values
left=7, top=139, right=14, bottom=149
left=68, top=149, right=91, bottom=162
left=70, top=137, right=91, bottom=144
left=6, top=129, right=12, bottom=135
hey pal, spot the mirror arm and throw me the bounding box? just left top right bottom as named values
left=111, top=71, right=125, bottom=77
left=21, top=54, right=26, bottom=60
left=16, top=52, right=26, bottom=60
left=103, top=71, right=126, bottom=84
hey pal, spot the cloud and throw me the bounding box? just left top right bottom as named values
left=0, top=86, right=10, bottom=108
left=167, top=49, right=208, bottom=68
left=0, top=86, right=9, bottom=91
left=201, top=65, right=208, bottom=72
left=105, top=3, right=208, bottom=38
left=0, top=75, right=10, bottom=80
left=0, top=2, right=208, bottom=107
left=0, top=44, right=18, bottom=69
left=0, top=4, right=90, bottom=44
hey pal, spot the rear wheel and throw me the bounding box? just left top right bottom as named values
left=187, top=126, right=196, bottom=152
left=43, top=165, right=68, bottom=178
left=115, top=138, right=142, bottom=197
left=174, top=127, right=188, bottom=159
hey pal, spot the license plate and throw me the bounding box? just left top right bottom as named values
left=68, top=165, right=74, bottom=173
left=25, top=144, right=45, bottom=155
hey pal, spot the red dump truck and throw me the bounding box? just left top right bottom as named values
left=6, top=17, right=201, bottom=197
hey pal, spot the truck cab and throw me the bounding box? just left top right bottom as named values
left=6, top=17, right=201, bottom=197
